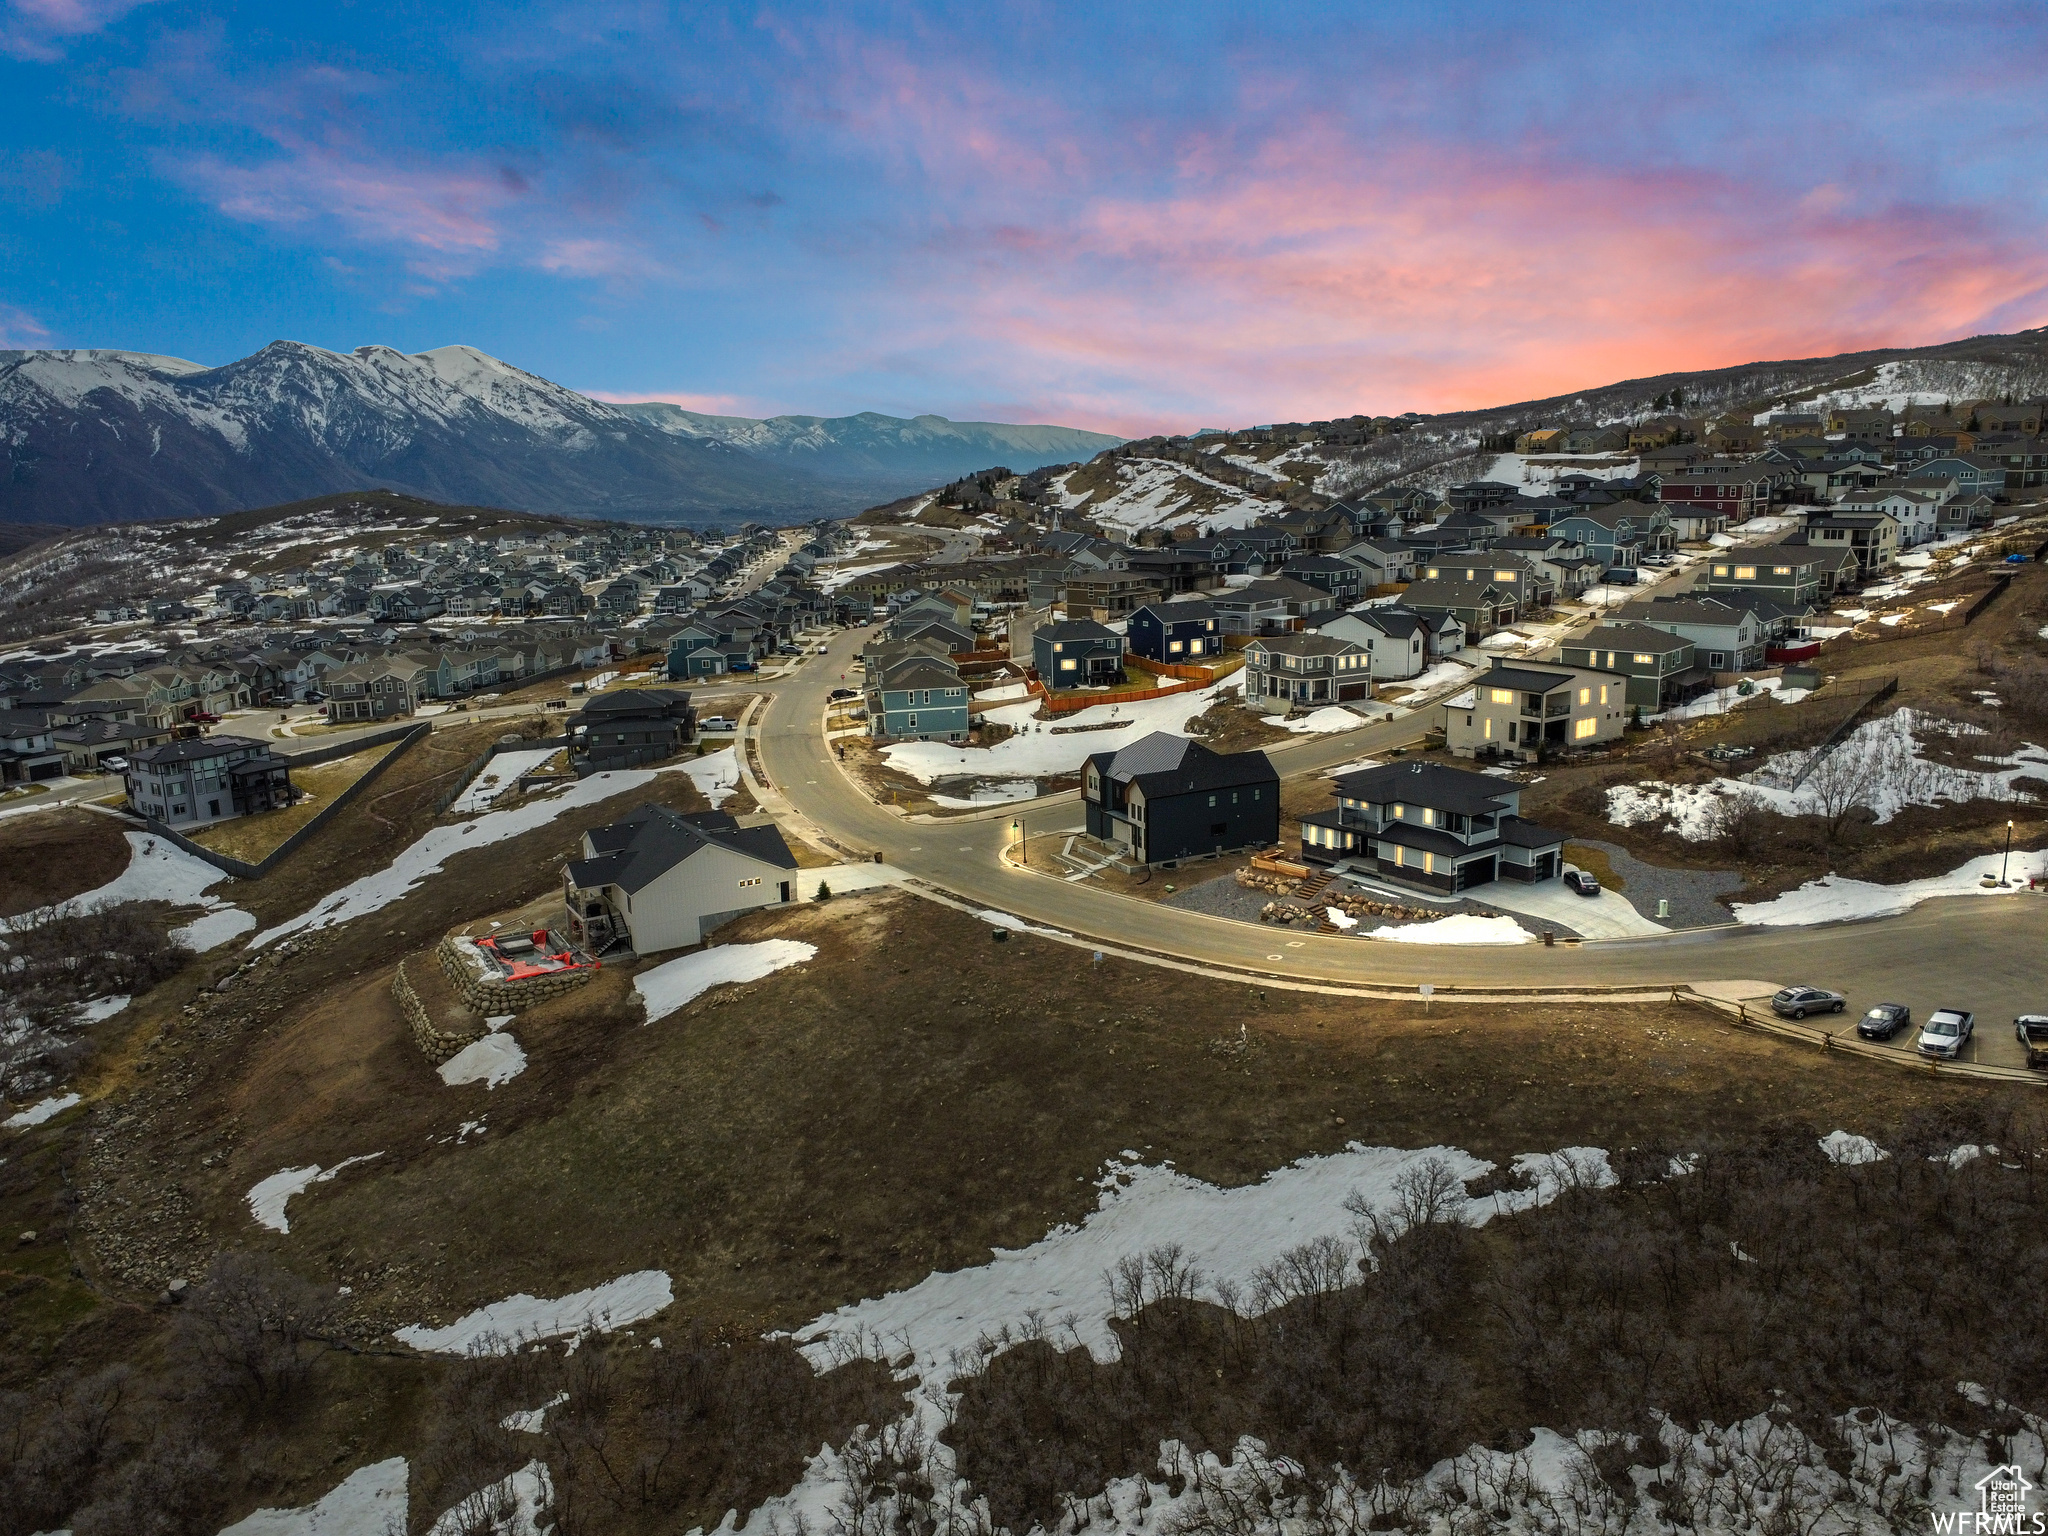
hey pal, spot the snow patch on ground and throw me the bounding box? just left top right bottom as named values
left=14, top=831, right=254, bottom=953
left=216, top=1455, right=408, bottom=1535
left=246, top=1154, right=382, bottom=1233
left=1730, top=848, right=2048, bottom=926
left=75, top=993, right=130, bottom=1023
left=4, top=1091, right=80, bottom=1129
left=1365, top=913, right=1533, bottom=945
left=425, top=1459, right=553, bottom=1536
left=793, top=1143, right=1610, bottom=1384
left=1272, top=706, right=1367, bottom=734
left=173, top=906, right=259, bottom=951
left=680, top=745, right=739, bottom=808
left=634, top=939, right=817, bottom=1023
left=396, top=1270, right=674, bottom=1354
left=1820, top=1131, right=1889, bottom=1166
left=501, top=1391, right=569, bottom=1435
left=438, top=1028, right=527, bottom=1089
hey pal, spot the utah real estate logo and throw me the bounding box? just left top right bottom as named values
left=1933, top=1466, right=2040, bottom=1535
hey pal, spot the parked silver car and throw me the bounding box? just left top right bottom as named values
left=1770, top=986, right=1845, bottom=1020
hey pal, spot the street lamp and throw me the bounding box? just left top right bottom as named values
left=2002, top=818, right=2014, bottom=885
left=1013, top=816, right=1027, bottom=866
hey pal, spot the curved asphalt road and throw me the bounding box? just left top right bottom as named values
left=759, top=627, right=2048, bottom=1057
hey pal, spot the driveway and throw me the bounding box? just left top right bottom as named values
left=1476, top=872, right=1670, bottom=939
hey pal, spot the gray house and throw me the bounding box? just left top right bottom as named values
left=125, top=735, right=294, bottom=829
left=1557, top=622, right=1700, bottom=711
left=1241, top=633, right=1372, bottom=713
left=1298, top=759, right=1568, bottom=892
left=1616, top=597, right=1766, bottom=673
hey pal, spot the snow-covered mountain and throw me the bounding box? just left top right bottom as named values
left=0, top=342, right=1115, bottom=528
left=611, top=401, right=1119, bottom=482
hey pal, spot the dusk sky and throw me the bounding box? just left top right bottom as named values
left=4, top=1, right=2047, bottom=436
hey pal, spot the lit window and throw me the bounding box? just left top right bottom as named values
left=1488, top=687, right=1514, bottom=704
left=1574, top=717, right=1598, bottom=740
left=1712, top=565, right=1729, bottom=577
left=1483, top=716, right=1493, bottom=739
left=1495, top=570, right=1517, bottom=582
left=1600, top=685, right=1609, bottom=705
left=1773, top=565, right=1792, bottom=576
left=1421, top=807, right=1435, bottom=826
left=1169, top=640, right=1183, bottom=653
left=1060, top=658, right=1077, bottom=671
left=1633, top=652, right=1654, bottom=665
left=1578, top=687, right=1591, bottom=705
left=1392, top=803, right=1405, bottom=819
left=1734, top=566, right=1756, bottom=580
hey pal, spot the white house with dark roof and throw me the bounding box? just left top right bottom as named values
left=563, top=804, right=799, bottom=955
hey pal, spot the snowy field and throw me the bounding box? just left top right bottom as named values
left=1609, top=710, right=2046, bottom=840
left=9, top=831, right=255, bottom=953
left=794, top=1142, right=1610, bottom=1381
left=3, top=1091, right=80, bottom=1129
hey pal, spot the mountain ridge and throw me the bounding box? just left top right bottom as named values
left=0, top=342, right=1118, bottom=529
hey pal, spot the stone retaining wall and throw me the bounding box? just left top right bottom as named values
left=435, top=935, right=596, bottom=1015
left=393, top=957, right=481, bottom=1065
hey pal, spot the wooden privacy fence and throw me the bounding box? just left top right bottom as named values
left=1123, top=652, right=1242, bottom=685
left=1026, top=673, right=1211, bottom=715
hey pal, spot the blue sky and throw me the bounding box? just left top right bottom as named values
left=5, top=1, right=2047, bottom=433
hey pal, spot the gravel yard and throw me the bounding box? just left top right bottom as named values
left=1570, top=838, right=1744, bottom=929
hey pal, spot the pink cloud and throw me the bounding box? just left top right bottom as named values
left=179, top=149, right=514, bottom=279
left=1, top=0, right=155, bottom=61
left=0, top=301, right=52, bottom=348
left=885, top=123, right=2048, bottom=428
left=536, top=237, right=663, bottom=281
left=583, top=388, right=779, bottom=418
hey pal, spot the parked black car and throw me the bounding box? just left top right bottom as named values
left=1563, top=869, right=1600, bottom=896
left=828, top=688, right=858, bottom=701
left=1857, top=1002, right=1911, bottom=1040
left=1771, top=986, right=1846, bottom=1020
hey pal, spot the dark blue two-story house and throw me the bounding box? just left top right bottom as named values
left=1082, top=732, right=1279, bottom=865
left=1126, top=600, right=1222, bottom=665
left=1033, top=619, right=1126, bottom=688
